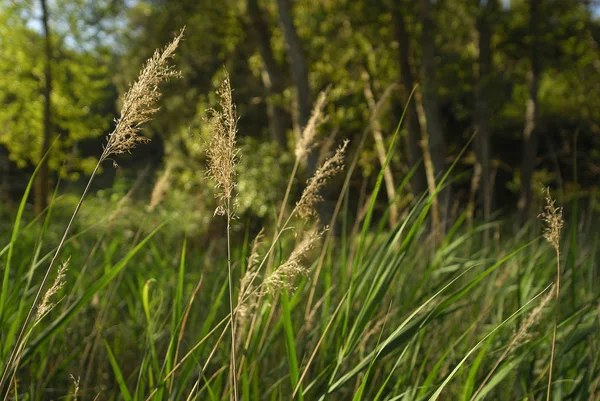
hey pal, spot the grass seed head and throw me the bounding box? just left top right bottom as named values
left=261, top=228, right=325, bottom=294
left=297, top=140, right=349, bottom=220
left=206, top=71, right=239, bottom=217
left=236, top=228, right=264, bottom=323
left=295, top=90, right=328, bottom=161
left=103, top=29, right=184, bottom=161
left=513, top=284, right=555, bottom=347
left=36, top=257, right=70, bottom=323
left=70, top=375, right=80, bottom=401
left=539, top=187, right=563, bottom=251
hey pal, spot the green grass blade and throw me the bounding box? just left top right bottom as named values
left=21, top=222, right=165, bottom=361
left=281, top=290, right=302, bottom=401
left=103, top=338, right=133, bottom=401
left=0, top=140, right=55, bottom=327
left=427, top=285, right=553, bottom=401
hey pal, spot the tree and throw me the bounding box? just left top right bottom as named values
left=518, top=0, right=541, bottom=220
left=246, top=0, right=287, bottom=147
left=473, top=0, right=499, bottom=226
left=36, top=0, right=52, bottom=214
left=0, top=1, right=116, bottom=211
left=391, top=0, right=428, bottom=198
left=419, top=0, right=450, bottom=233
left=276, top=0, right=317, bottom=173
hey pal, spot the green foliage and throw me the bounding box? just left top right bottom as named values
left=1, top=181, right=598, bottom=400
left=237, top=138, right=293, bottom=218
left=0, top=1, right=115, bottom=177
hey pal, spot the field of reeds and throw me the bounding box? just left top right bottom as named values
left=0, top=31, right=598, bottom=401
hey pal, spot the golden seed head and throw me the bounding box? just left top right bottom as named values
left=206, top=71, right=239, bottom=216
left=539, top=187, right=563, bottom=251
left=295, top=90, right=328, bottom=161
left=261, top=228, right=326, bottom=294
left=36, top=257, right=70, bottom=323
left=297, top=140, right=349, bottom=220
left=513, top=284, right=555, bottom=347
left=103, top=29, right=184, bottom=162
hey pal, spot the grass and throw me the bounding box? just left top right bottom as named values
left=0, top=32, right=599, bottom=401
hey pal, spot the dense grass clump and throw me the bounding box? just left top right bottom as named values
left=0, top=32, right=599, bottom=401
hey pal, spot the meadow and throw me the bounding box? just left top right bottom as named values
left=0, top=29, right=599, bottom=401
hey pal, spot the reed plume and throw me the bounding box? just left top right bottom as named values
left=470, top=284, right=555, bottom=401
left=205, top=70, right=240, bottom=401
left=35, top=257, right=70, bottom=323
left=539, top=187, right=563, bottom=401
left=261, top=229, right=325, bottom=294
left=297, top=140, right=349, bottom=220
left=295, top=90, right=328, bottom=162
left=102, top=29, right=184, bottom=162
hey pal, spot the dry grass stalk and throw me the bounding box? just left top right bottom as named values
left=35, top=257, right=70, bottom=323
left=277, top=90, right=330, bottom=229
left=236, top=138, right=349, bottom=374
left=295, top=90, right=328, bottom=162
left=539, top=187, right=564, bottom=401
left=297, top=140, right=349, bottom=220
left=540, top=187, right=563, bottom=251
left=303, top=82, right=401, bottom=321
left=102, top=29, right=184, bottom=162
left=261, top=229, right=325, bottom=295
left=470, top=284, right=555, bottom=401
left=205, top=70, right=240, bottom=401
left=70, top=375, right=80, bottom=401
left=206, top=71, right=239, bottom=216
left=236, top=229, right=264, bottom=329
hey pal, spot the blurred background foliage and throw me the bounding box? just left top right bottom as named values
left=0, top=0, right=599, bottom=230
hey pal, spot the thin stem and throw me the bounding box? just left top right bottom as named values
left=266, top=158, right=300, bottom=273
left=226, top=205, right=238, bottom=401
left=0, top=160, right=102, bottom=394
left=546, top=248, right=560, bottom=401
left=292, top=291, right=348, bottom=398
left=278, top=158, right=300, bottom=228
left=303, top=83, right=405, bottom=319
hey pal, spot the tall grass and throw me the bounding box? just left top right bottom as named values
left=0, top=35, right=598, bottom=401
left=0, top=28, right=184, bottom=397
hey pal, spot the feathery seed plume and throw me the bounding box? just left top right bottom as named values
left=206, top=71, right=239, bottom=216
left=102, top=29, right=184, bottom=162
left=295, top=90, right=328, bottom=161
left=539, top=187, right=563, bottom=250
left=36, top=257, right=70, bottom=322
left=236, top=228, right=264, bottom=322
left=470, top=285, right=555, bottom=401
left=513, top=284, right=555, bottom=346
left=261, top=229, right=325, bottom=294
left=297, top=140, right=349, bottom=219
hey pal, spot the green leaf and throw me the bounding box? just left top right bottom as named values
left=104, top=338, right=133, bottom=401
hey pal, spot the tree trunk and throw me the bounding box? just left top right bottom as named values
left=391, top=2, right=428, bottom=198
left=419, top=0, right=450, bottom=231
left=247, top=0, right=287, bottom=147
left=362, top=70, right=398, bottom=227
left=276, top=0, right=317, bottom=173
left=474, top=0, right=496, bottom=225
left=518, top=0, right=541, bottom=221
left=35, top=0, right=52, bottom=215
